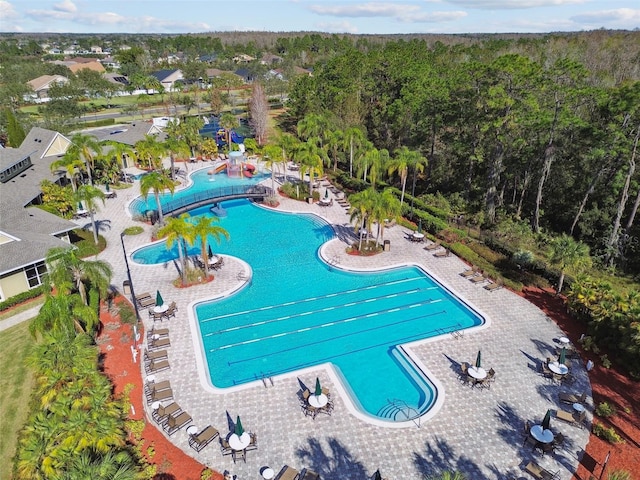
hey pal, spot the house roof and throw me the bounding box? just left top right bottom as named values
left=89, top=121, right=166, bottom=147
left=69, top=61, right=105, bottom=74
left=151, top=69, right=181, bottom=82
left=0, top=207, right=77, bottom=276
left=27, top=75, right=68, bottom=92
left=103, top=72, right=129, bottom=85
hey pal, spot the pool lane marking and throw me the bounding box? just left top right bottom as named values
left=200, top=277, right=433, bottom=323
left=223, top=308, right=449, bottom=364
left=203, top=287, right=440, bottom=337
left=211, top=298, right=444, bottom=351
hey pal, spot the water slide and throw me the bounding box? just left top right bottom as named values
left=242, top=163, right=256, bottom=178
left=214, top=162, right=227, bottom=174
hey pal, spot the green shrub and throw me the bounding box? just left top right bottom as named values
left=592, top=423, right=623, bottom=443
left=118, top=302, right=137, bottom=325
left=0, top=285, right=46, bottom=312
left=595, top=402, right=617, bottom=418
left=81, top=118, right=115, bottom=128
left=122, top=226, right=144, bottom=236
left=607, top=470, right=632, bottom=480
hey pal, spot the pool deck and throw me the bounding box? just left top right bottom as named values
left=94, top=165, right=591, bottom=480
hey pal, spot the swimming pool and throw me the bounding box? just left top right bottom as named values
left=128, top=166, right=270, bottom=217
left=132, top=199, right=484, bottom=423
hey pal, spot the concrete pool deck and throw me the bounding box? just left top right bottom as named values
left=94, top=166, right=591, bottom=480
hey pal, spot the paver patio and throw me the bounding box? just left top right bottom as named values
left=94, top=162, right=591, bottom=480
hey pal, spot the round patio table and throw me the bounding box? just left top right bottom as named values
left=467, top=366, right=487, bottom=380
left=308, top=393, right=328, bottom=408
left=548, top=362, right=569, bottom=375
left=228, top=432, right=251, bottom=450
left=153, top=304, right=169, bottom=314
left=530, top=425, right=554, bottom=443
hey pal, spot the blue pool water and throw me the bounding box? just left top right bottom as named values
left=132, top=199, right=484, bottom=422
left=129, top=167, right=270, bottom=216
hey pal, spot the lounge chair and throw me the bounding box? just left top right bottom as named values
left=144, top=348, right=168, bottom=363
left=163, top=411, right=192, bottom=436
left=556, top=408, right=586, bottom=428
left=274, top=465, right=300, bottom=480
left=152, top=402, right=181, bottom=425
left=299, top=468, right=321, bottom=480
left=135, top=292, right=152, bottom=303
left=433, top=249, right=451, bottom=258
left=460, top=266, right=478, bottom=278
left=145, top=379, right=171, bottom=396
left=423, top=241, right=441, bottom=251
left=146, top=359, right=170, bottom=374
left=138, top=296, right=156, bottom=309
left=469, top=273, right=487, bottom=283
left=148, top=387, right=173, bottom=404
left=149, top=337, right=170, bottom=350
left=525, top=461, right=558, bottom=480
left=559, top=391, right=587, bottom=404
left=188, top=425, right=219, bottom=452
left=484, top=279, right=503, bottom=291
left=147, top=327, right=169, bottom=340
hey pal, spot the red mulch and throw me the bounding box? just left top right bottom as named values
left=98, top=291, right=639, bottom=480
left=97, top=297, right=221, bottom=480
left=520, top=287, right=640, bottom=480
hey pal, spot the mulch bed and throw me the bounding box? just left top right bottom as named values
left=520, top=287, right=640, bottom=480
left=98, top=290, right=638, bottom=480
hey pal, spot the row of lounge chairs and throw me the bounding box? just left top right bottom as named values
left=460, top=265, right=504, bottom=291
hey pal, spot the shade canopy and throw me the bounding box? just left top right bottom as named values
left=558, top=346, right=566, bottom=366
left=315, top=377, right=322, bottom=396
left=475, top=350, right=482, bottom=368
left=155, top=290, right=164, bottom=307
left=542, top=409, right=552, bottom=430
left=235, top=415, right=244, bottom=436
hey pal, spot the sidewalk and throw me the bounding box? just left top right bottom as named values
left=0, top=303, right=42, bottom=333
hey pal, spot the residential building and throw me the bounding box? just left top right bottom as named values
left=26, top=74, right=69, bottom=100
left=150, top=69, right=184, bottom=91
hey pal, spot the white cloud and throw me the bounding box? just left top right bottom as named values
left=571, top=8, right=640, bottom=25
left=310, top=3, right=422, bottom=18
left=24, top=6, right=210, bottom=33
left=53, top=0, right=77, bottom=13
left=402, top=10, right=467, bottom=22
left=0, top=0, right=19, bottom=19
left=316, top=20, right=360, bottom=33
left=443, top=0, right=588, bottom=9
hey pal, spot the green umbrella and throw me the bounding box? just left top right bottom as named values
left=77, top=202, right=83, bottom=210
left=315, top=377, right=322, bottom=396
left=541, top=409, right=552, bottom=430
left=155, top=290, right=164, bottom=307
left=235, top=415, right=244, bottom=436
left=418, top=219, right=422, bottom=233
left=105, top=182, right=110, bottom=192
left=325, top=189, right=329, bottom=199
left=475, top=350, right=482, bottom=369
left=558, top=346, right=566, bottom=366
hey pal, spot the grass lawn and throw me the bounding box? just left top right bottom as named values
left=0, top=321, right=36, bottom=480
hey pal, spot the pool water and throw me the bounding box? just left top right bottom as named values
left=129, top=167, right=270, bottom=216
left=132, top=199, right=484, bottom=422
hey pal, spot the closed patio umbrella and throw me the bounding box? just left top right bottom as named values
left=155, top=290, right=164, bottom=307
left=324, top=188, right=329, bottom=199
left=207, top=244, right=214, bottom=259
left=475, top=350, right=482, bottom=369
left=105, top=182, right=110, bottom=192
left=315, top=377, right=322, bottom=396
left=418, top=219, right=422, bottom=233
left=558, top=346, right=566, bottom=366
left=372, top=470, right=382, bottom=480
left=541, top=409, right=552, bottom=430
left=235, top=415, right=244, bottom=436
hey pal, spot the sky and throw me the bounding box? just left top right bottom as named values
left=1, top=0, right=638, bottom=35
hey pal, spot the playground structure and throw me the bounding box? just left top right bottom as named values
left=209, top=151, right=256, bottom=178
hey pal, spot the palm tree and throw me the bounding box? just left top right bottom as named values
left=102, top=140, right=136, bottom=182
left=389, top=146, right=417, bottom=208
left=68, top=133, right=102, bottom=185
left=29, top=291, right=98, bottom=339
left=349, top=188, right=377, bottom=251
left=191, top=215, right=230, bottom=278
left=140, top=170, right=176, bottom=224
left=63, top=450, right=138, bottom=480
left=275, top=131, right=299, bottom=171
left=262, top=144, right=282, bottom=192
left=45, top=246, right=113, bottom=307
left=297, top=113, right=329, bottom=148
left=157, top=213, right=196, bottom=286
left=549, top=234, right=592, bottom=295
left=326, top=128, right=345, bottom=172
left=371, top=188, right=402, bottom=244
left=75, top=184, right=106, bottom=244
left=296, top=140, right=326, bottom=196
left=50, top=151, right=85, bottom=192
left=428, top=471, right=467, bottom=480
left=135, top=134, right=163, bottom=170
left=220, top=112, right=239, bottom=150
left=343, top=126, right=367, bottom=178
left=163, top=137, right=190, bottom=180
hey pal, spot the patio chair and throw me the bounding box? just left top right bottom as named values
left=559, top=391, right=586, bottom=404
left=523, top=433, right=538, bottom=450
left=148, top=387, right=173, bottom=405
left=152, top=402, right=181, bottom=425
left=144, top=349, right=168, bottom=363
left=433, top=249, right=451, bottom=258
left=460, top=266, right=478, bottom=278
left=299, top=468, right=321, bottom=480
left=149, top=337, right=170, bottom=350
left=552, top=432, right=566, bottom=450
left=274, top=465, right=300, bottom=480
left=145, top=359, right=170, bottom=374
left=556, top=408, right=585, bottom=428
left=220, top=437, right=233, bottom=455
left=484, top=278, right=504, bottom=291
left=188, top=425, right=219, bottom=452
left=423, top=241, right=441, bottom=251
left=524, top=461, right=558, bottom=480
left=163, top=411, right=192, bottom=436
left=232, top=448, right=246, bottom=463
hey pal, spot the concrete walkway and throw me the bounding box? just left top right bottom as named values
left=0, top=303, right=42, bottom=333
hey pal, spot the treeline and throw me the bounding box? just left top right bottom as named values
left=284, top=38, right=640, bottom=275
